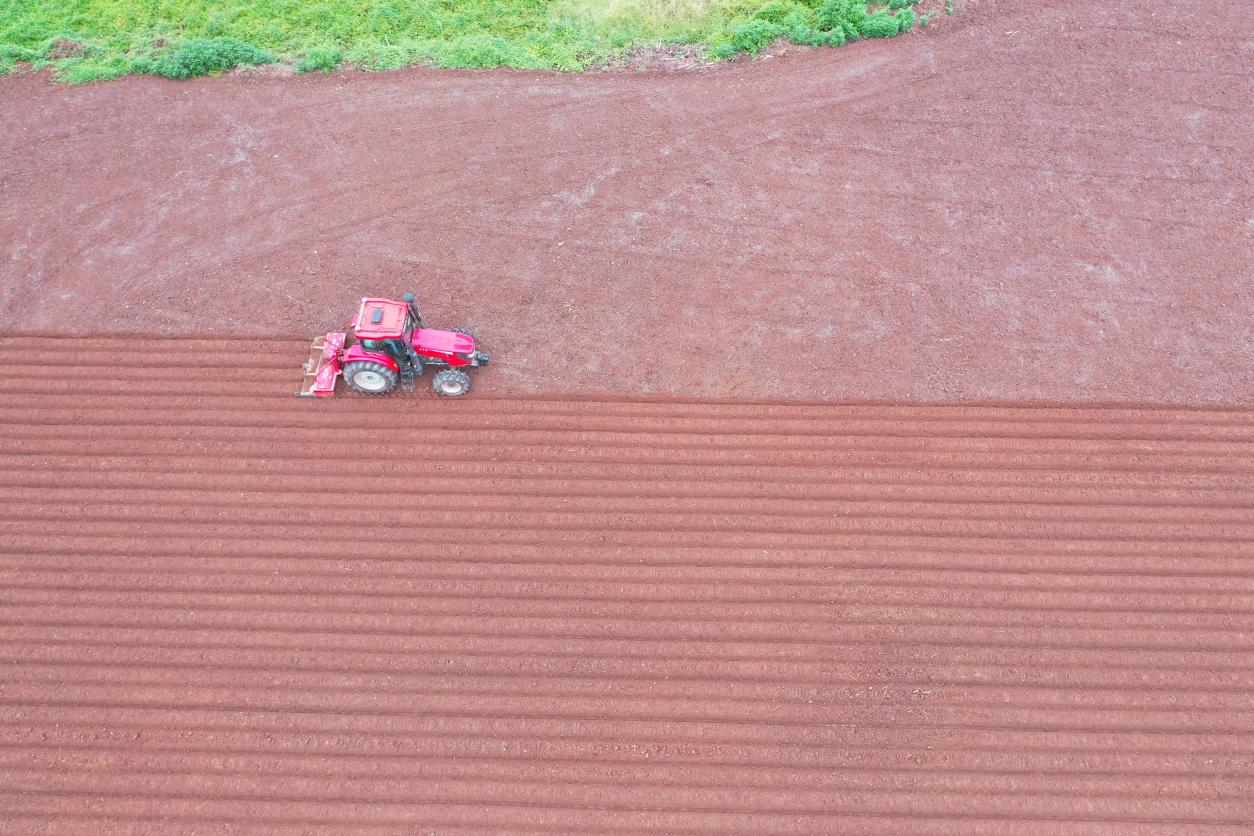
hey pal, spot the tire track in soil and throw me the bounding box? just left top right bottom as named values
left=3, top=0, right=1252, bottom=405
left=0, top=337, right=1251, bottom=832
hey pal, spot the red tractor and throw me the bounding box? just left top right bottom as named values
left=297, top=293, right=489, bottom=398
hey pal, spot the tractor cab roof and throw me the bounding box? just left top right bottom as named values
left=351, top=297, right=409, bottom=340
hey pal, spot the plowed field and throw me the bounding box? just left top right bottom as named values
left=1, top=337, right=1252, bottom=831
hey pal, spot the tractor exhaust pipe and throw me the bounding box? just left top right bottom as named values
left=402, top=291, right=424, bottom=328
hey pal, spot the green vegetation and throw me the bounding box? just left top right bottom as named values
left=727, top=19, right=784, bottom=55
left=0, top=0, right=929, bottom=82
left=296, top=46, right=344, bottom=74
left=142, top=38, right=272, bottom=79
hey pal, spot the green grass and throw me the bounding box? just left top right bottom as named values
left=295, top=46, right=344, bottom=74
left=0, top=0, right=931, bottom=82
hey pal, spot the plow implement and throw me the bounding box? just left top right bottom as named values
left=296, top=331, right=346, bottom=398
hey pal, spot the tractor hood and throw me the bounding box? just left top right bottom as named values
left=413, top=328, right=474, bottom=355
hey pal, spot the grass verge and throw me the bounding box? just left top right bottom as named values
left=0, top=0, right=936, bottom=82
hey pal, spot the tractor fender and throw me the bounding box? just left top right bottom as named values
left=342, top=345, right=399, bottom=371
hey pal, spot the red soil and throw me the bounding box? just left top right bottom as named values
left=2, top=0, right=1253, bottom=829
left=1, top=336, right=1252, bottom=831
left=1, top=0, right=1250, bottom=404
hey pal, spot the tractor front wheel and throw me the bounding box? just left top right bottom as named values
left=344, top=361, right=399, bottom=396
left=432, top=369, right=471, bottom=397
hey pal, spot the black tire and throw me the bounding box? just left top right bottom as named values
left=432, top=368, right=471, bottom=398
left=344, top=361, right=398, bottom=396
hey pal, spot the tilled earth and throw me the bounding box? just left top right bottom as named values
left=2, top=0, right=1253, bottom=831
left=1, top=338, right=1252, bottom=831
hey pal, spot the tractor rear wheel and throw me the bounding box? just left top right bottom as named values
left=432, top=369, right=471, bottom=397
left=344, top=361, right=398, bottom=396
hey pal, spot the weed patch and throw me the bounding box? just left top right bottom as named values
left=148, top=38, right=272, bottom=79
left=730, top=20, right=786, bottom=54
left=296, top=47, right=344, bottom=75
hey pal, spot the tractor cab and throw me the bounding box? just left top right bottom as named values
left=350, top=297, right=417, bottom=367
left=352, top=297, right=412, bottom=343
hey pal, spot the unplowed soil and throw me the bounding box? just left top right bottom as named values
left=1, top=337, right=1252, bottom=831
left=1, top=0, right=1251, bottom=403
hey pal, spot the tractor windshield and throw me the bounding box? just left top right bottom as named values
left=361, top=339, right=404, bottom=359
